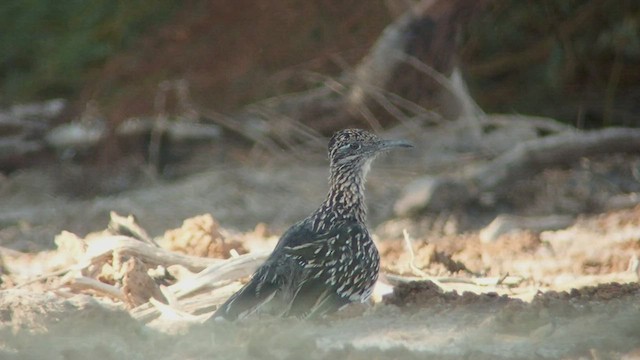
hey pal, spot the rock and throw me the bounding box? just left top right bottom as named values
left=45, top=120, right=106, bottom=150
left=118, top=257, right=167, bottom=309
left=605, top=193, right=640, bottom=210
left=480, top=214, right=575, bottom=243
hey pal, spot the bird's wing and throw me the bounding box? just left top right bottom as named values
left=211, top=262, right=281, bottom=320
left=212, top=221, right=317, bottom=320
left=281, top=222, right=367, bottom=318
left=213, top=221, right=368, bottom=320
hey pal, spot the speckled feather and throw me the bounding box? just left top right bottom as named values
left=212, top=129, right=411, bottom=320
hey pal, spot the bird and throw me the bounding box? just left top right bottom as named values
left=211, top=129, right=412, bottom=320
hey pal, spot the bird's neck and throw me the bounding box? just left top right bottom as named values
left=315, top=163, right=368, bottom=226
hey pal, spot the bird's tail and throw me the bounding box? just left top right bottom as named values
left=210, top=277, right=277, bottom=321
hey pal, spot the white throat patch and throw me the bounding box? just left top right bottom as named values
left=361, top=157, right=374, bottom=179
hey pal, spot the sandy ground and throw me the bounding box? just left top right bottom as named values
left=1, top=282, right=638, bottom=360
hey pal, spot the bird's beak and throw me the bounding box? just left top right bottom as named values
left=377, top=139, right=414, bottom=151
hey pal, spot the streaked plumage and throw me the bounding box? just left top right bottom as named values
left=212, top=129, right=412, bottom=320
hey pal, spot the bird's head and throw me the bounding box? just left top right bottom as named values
left=328, top=129, right=413, bottom=174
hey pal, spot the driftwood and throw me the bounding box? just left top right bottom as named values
left=395, top=127, right=640, bottom=215
left=108, top=211, right=157, bottom=246
left=1, top=208, right=274, bottom=324
left=35, top=230, right=268, bottom=323
left=5, top=230, right=223, bottom=286
left=167, top=251, right=268, bottom=298
left=133, top=283, right=242, bottom=323
left=132, top=253, right=268, bottom=322
left=129, top=250, right=268, bottom=323
left=82, top=235, right=222, bottom=272
left=9, top=211, right=269, bottom=322
left=65, top=276, right=127, bottom=301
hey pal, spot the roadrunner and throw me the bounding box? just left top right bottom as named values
left=212, top=129, right=412, bottom=320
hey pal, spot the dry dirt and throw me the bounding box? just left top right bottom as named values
left=0, top=281, right=638, bottom=360
left=1, top=138, right=640, bottom=359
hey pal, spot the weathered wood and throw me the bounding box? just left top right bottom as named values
left=168, top=250, right=268, bottom=299
left=129, top=252, right=268, bottom=322
left=396, top=127, right=640, bottom=215
left=64, top=276, right=126, bottom=301
left=108, top=211, right=157, bottom=246
left=84, top=236, right=222, bottom=272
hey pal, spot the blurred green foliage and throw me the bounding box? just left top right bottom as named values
left=1, top=0, right=638, bottom=129
left=461, top=0, right=640, bottom=127
left=0, top=0, right=176, bottom=105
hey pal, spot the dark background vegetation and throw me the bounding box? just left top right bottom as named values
left=0, top=0, right=176, bottom=103
left=1, top=0, right=639, bottom=127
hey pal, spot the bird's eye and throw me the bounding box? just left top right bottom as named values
left=349, top=143, right=360, bottom=150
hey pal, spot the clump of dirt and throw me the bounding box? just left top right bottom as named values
left=384, top=280, right=515, bottom=308
left=118, top=257, right=167, bottom=309
left=385, top=280, right=640, bottom=323
left=594, top=202, right=640, bottom=228
left=536, top=282, right=640, bottom=304
left=383, top=280, right=443, bottom=307
left=162, top=214, right=247, bottom=259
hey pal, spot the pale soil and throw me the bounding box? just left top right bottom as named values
left=1, top=283, right=638, bottom=359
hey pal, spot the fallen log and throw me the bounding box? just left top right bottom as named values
left=395, top=127, right=640, bottom=214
